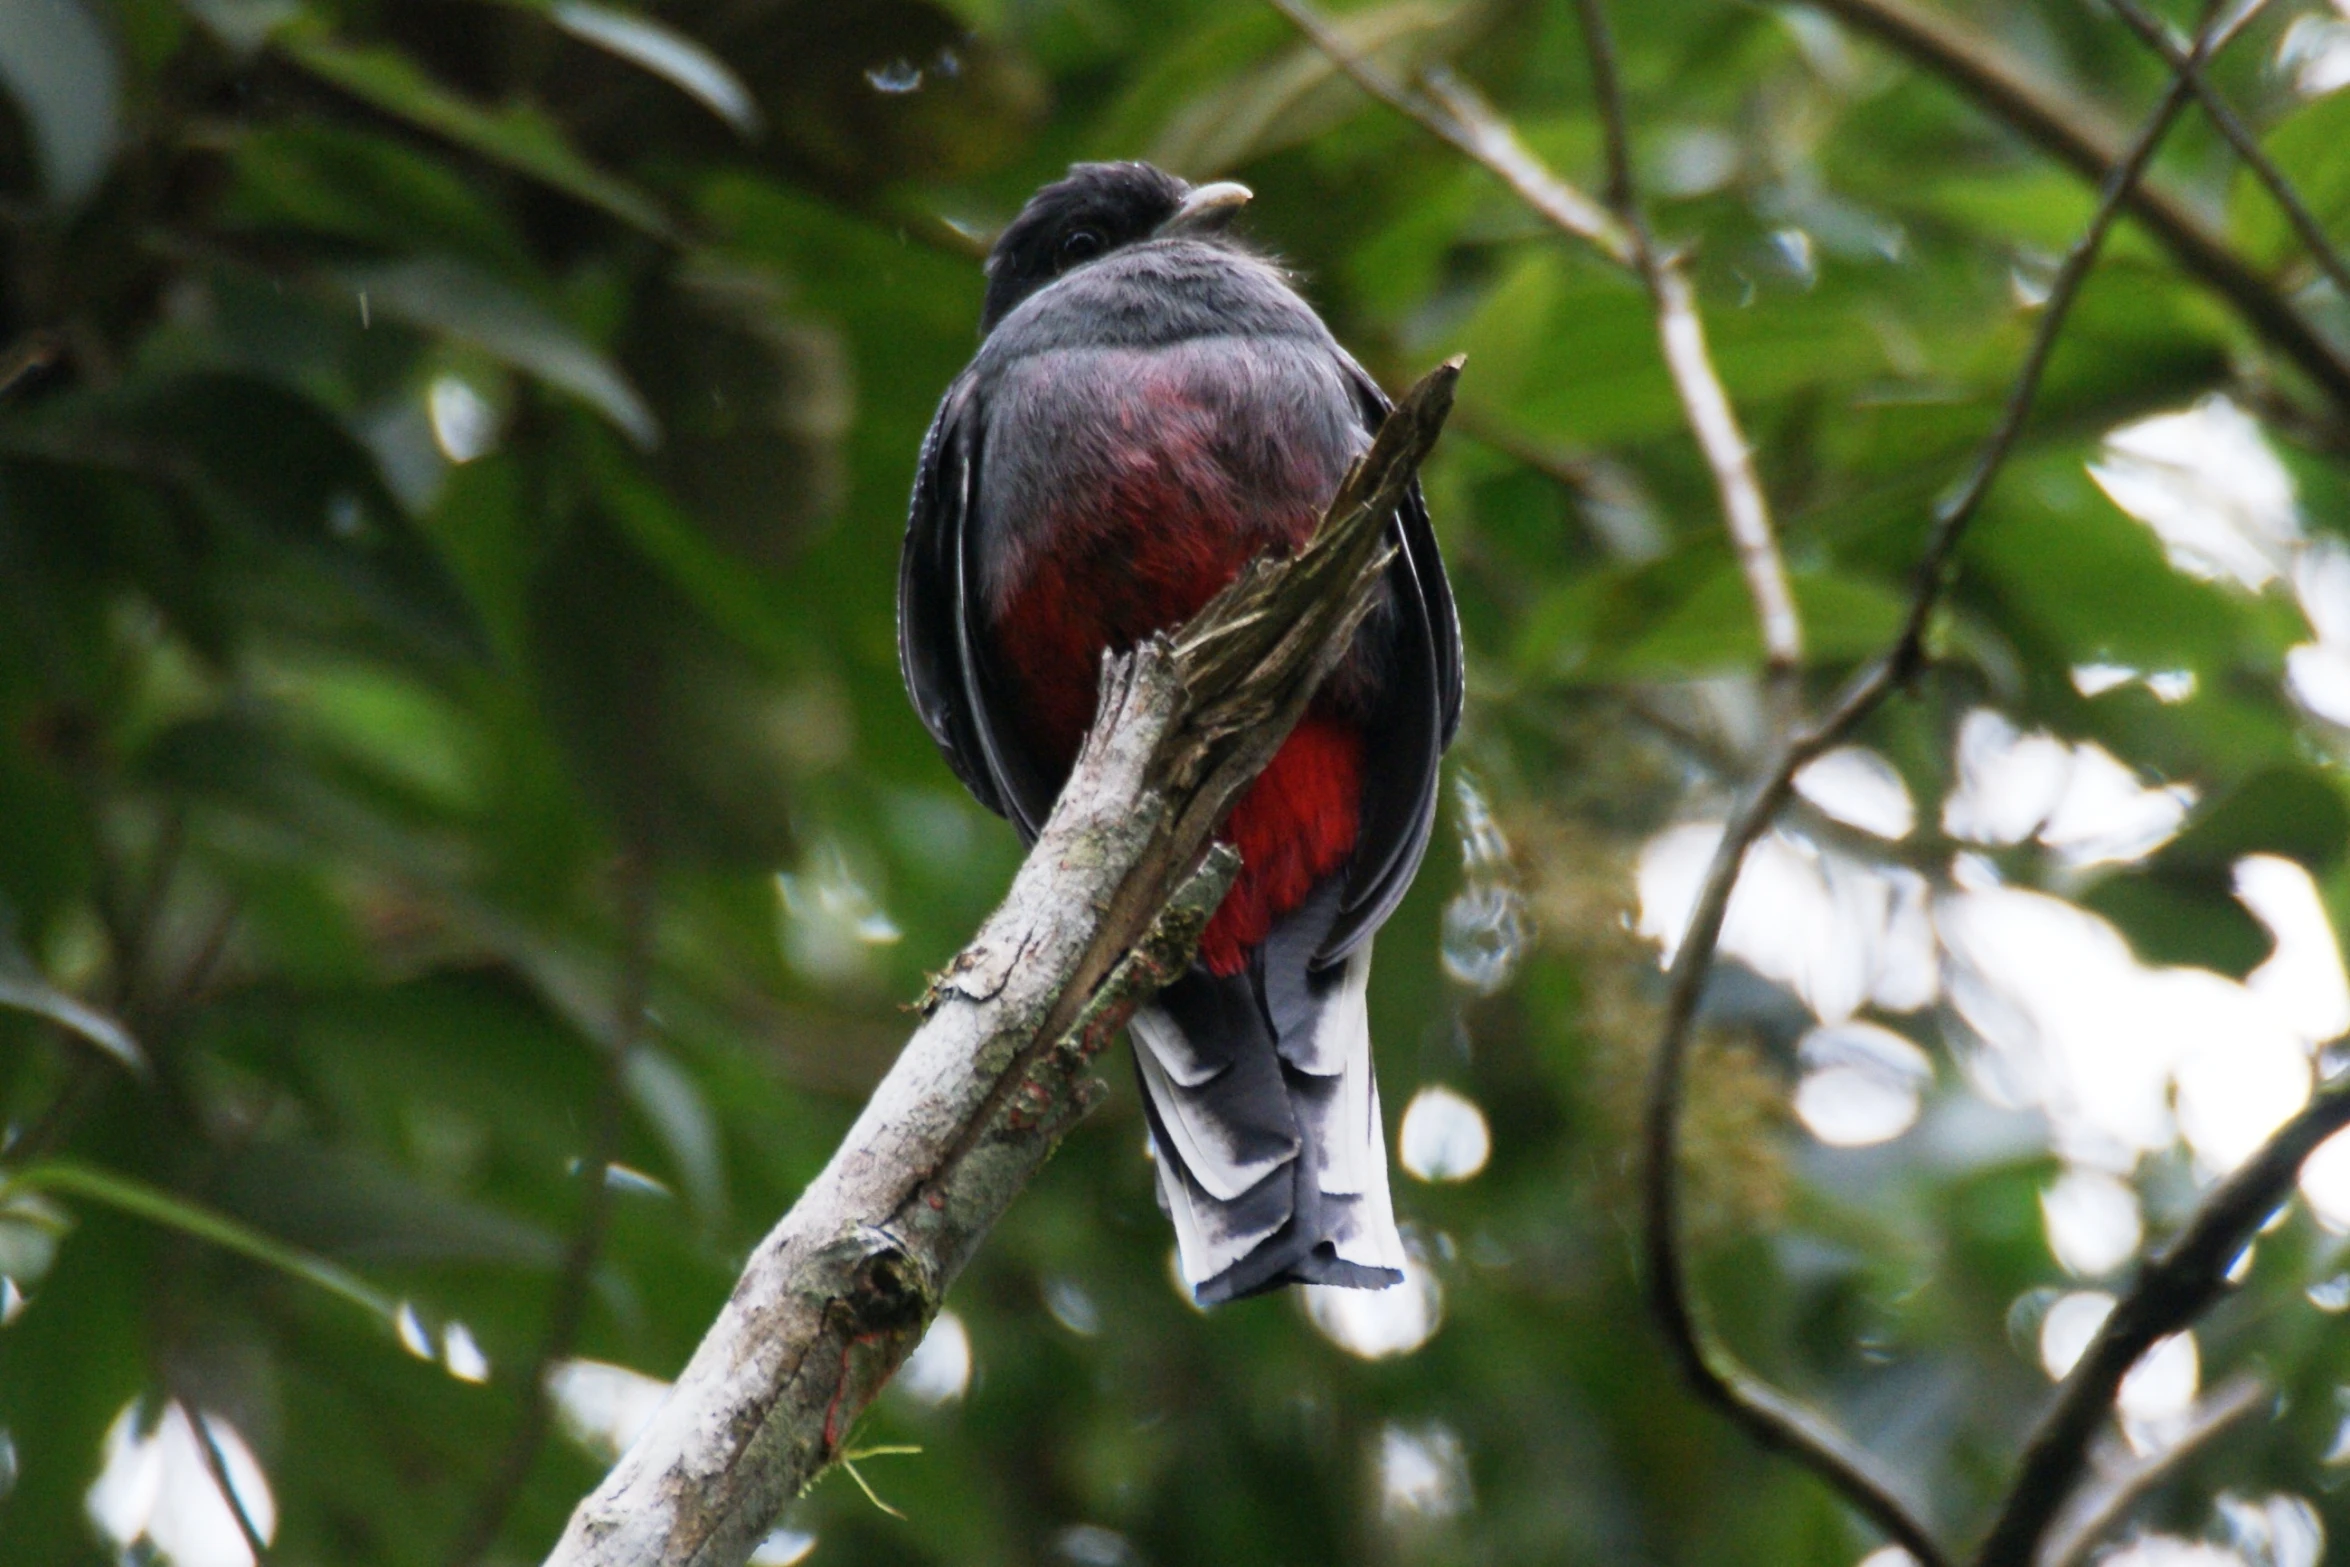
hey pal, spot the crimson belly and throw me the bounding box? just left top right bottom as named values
left=992, top=470, right=1361, bottom=977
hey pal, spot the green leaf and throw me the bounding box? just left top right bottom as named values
left=0, top=1205, right=149, bottom=1561
left=0, top=953, right=144, bottom=1075
left=1, top=1160, right=401, bottom=1323
left=0, top=0, right=121, bottom=206
left=1148, top=0, right=1460, bottom=177
left=99, top=372, right=492, bottom=660
left=2079, top=868, right=2271, bottom=978
left=580, top=429, right=798, bottom=665
left=1914, top=167, right=2095, bottom=254
left=1639, top=569, right=1908, bottom=674
left=197, top=969, right=611, bottom=1213
left=345, top=255, right=659, bottom=447
left=1961, top=450, right=2269, bottom=678
left=542, top=1, right=760, bottom=138
left=264, top=658, right=480, bottom=813
left=2078, top=769, right=2350, bottom=978
left=277, top=33, right=675, bottom=239
left=1455, top=249, right=1891, bottom=451
left=2228, top=88, right=2350, bottom=272
left=0, top=889, right=142, bottom=1073
left=1517, top=552, right=1907, bottom=681
left=212, top=1140, right=564, bottom=1268
left=2158, top=766, right=2350, bottom=875
left=623, top=1046, right=724, bottom=1218
left=220, top=123, right=535, bottom=274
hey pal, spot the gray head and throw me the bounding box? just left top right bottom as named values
left=980, top=161, right=1253, bottom=336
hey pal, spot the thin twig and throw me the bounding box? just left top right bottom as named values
left=2097, top=0, right=2350, bottom=311
left=1658, top=256, right=1802, bottom=668
left=185, top=1400, right=271, bottom=1563
left=1569, top=0, right=1801, bottom=670
left=1273, top=0, right=1803, bottom=669
left=1804, top=0, right=2350, bottom=415
left=1973, top=1071, right=2348, bottom=1566
left=1268, top=0, right=1631, bottom=262
left=1633, top=13, right=2239, bottom=1566
left=2035, top=1371, right=2270, bottom=1567
left=447, top=854, right=659, bottom=1567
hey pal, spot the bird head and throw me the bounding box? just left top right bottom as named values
left=980, top=161, right=1253, bottom=335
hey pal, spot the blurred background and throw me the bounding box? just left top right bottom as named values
left=8, top=0, right=2350, bottom=1563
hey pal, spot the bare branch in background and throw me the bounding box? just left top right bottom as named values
left=1569, top=0, right=1801, bottom=671
left=2097, top=0, right=2350, bottom=312
left=1632, top=8, right=2251, bottom=1564
left=2035, top=1372, right=2272, bottom=1567
left=1268, top=0, right=1632, bottom=262
left=1273, top=0, right=1803, bottom=670
left=1805, top=0, right=2350, bottom=415
left=187, top=1401, right=271, bottom=1564
left=450, top=856, right=659, bottom=1567
left=540, top=364, right=1460, bottom=1567
left=1976, top=1071, right=2349, bottom=1567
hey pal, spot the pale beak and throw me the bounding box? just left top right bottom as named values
left=1159, top=181, right=1253, bottom=237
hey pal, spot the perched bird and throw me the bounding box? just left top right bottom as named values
left=900, top=162, right=1461, bottom=1304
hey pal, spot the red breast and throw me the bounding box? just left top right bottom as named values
left=991, top=377, right=1362, bottom=976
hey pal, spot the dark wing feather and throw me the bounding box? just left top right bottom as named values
left=900, top=373, right=1062, bottom=842
left=1346, top=359, right=1463, bottom=742
left=1317, top=359, right=1466, bottom=968
left=900, top=374, right=1004, bottom=814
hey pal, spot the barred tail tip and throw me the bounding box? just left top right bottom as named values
left=1132, top=944, right=1405, bottom=1306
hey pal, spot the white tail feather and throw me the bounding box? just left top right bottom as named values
left=1151, top=1137, right=1255, bottom=1285
left=1300, top=950, right=1404, bottom=1271
left=1135, top=942, right=1404, bottom=1293
left=1334, top=1075, right=1405, bottom=1271
left=1131, top=1008, right=1295, bottom=1202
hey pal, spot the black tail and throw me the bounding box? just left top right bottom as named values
left=1131, top=888, right=1403, bottom=1305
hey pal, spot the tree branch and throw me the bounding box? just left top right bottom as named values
left=1973, top=1070, right=2350, bottom=1567
left=1274, top=0, right=1802, bottom=668
left=2034, top=1371, right=2271, bottom=1567
left=186, top=1400, right=271, bottom=1564
left=539, top=362, right=1461, bottom=1567
left=1805, top=0, right=2350, bottom=415
left=1633, top=11, right=2238, bottom=1564
left=1570, top=0, right=1803, bottom=660
left=2096, top=0, right=2350, bottom=312
left=1267, top=0, right=1632, bottom=263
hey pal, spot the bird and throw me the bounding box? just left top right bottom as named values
left=899, top=162, right=1461, bottom=1305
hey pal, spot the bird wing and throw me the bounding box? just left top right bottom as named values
left=1314, top=356, right=1466, bottom=969
left=898, top=372, right=1057, bottom=840
left=1345, top=359, right=1464, bottom=745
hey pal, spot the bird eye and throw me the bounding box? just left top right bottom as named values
left=1056, top=228, right=1107, bottom=268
